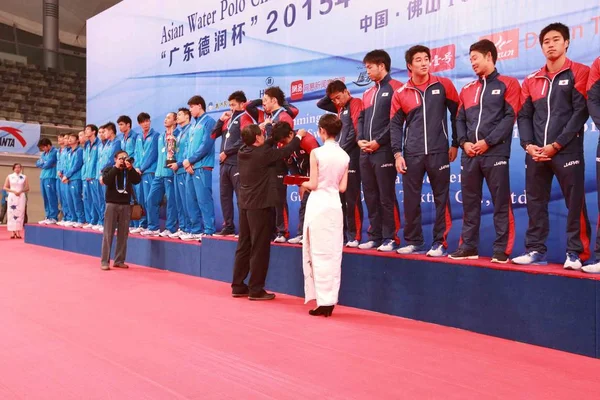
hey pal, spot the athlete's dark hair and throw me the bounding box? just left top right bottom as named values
left=271, top=121, right=294, bottom=143
left=539, top=22, right=570, bottom=50
left=187, top=95, right=206, bottom=111
left=117, top=115, right=132, bottom=127
left=85, top=124, right=98, bottom=135
left=57, top=133, right=65, bottom=138
left=167, top=112, right=177, bottom=120
left=137, top=112, right=151, bottom=123
left=326, top=80, right=348, bottom=96
left=178, top=107, right=191, bottom=120
left=405, top=45, right=431, bottom=71
left=469, top=39, right=498, bottom=64
left=38, top=138, right=52, bottom=147
left=68, top=132, right=79, bottom=140
left=318, top=114, right=343, bottom=138
left=363, top=49, right=392, bottom=72
left=241, top=124, right=262, bottom=146
left=264, top=86, right=285, bottom=106
left=228, top=91, right=247, bottom=103
left=104, top=122, right=117, bottom=134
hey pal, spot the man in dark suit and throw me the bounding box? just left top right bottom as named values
left=232, top=124, right=305, bottom=300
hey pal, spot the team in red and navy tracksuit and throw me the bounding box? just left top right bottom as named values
left=283, top=134, right=320, bottom=238
left=456, top=69, right=520, bottom=257
left=317, top=95, right=364, bottom=244
left=586, top=57, right=600, bottom=263
left=390, top=74, right=459, bottom=252
left=357, top=73, right=403, bottom=247
left=211, top=110, right=254, bottom=234
left=518, top=58, right=591, bottom=262
left=245, top=100, right=299, bottom=239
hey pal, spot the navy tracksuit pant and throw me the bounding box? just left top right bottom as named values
left=341, top=149, right=363, bottom=243
left=525, top=152, right=590, bottom=261
left=359, top=149, right=400, bottom=244
left=402, top=152, right=452, bottom=248
left=220, top=163, right=240, bottom=233
left=460, top=155, right=515, bottom=254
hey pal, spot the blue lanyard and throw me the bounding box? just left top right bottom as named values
left=270, top=108, right=284, bottom=121
left=227, top=112, right=243, bottom=134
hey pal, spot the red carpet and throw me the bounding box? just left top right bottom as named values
left=1, top=228, right=599, bottom=399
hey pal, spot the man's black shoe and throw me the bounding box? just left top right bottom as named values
left=214, top=228, right=236, bottom=237
left=448, top=248, right=479, bottom=260
left=248, top=291, right=276, bottom=301
left=232, top=290, right=249, bottom=298
left=491, top=252, right=509, bottom=264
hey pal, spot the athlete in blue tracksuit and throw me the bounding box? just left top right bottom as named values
left=168, top=108, right=193, bottom=238
left=583, top=56, right=600, bottom=273
left=35, top=138, right=58, bottom=224
left=180, top=96, right=217, bottom=240
left=318, top=81, right=365, bottom=247
left=98, top=123, right=122, bottom=226
left=57, top=135, right=71, bottom=223
left=63, top=133, right=85, bottom=225
left=515, top=23, right=591, bottom=270
left=133, top=113, right=159, bottom=231
left=117, top=115, right=138, bottom=228
left=82, top=126, right=101, bottom=227
left=145, top=113, right=179, bottom=236
left=357, top=50, right=403, bottom=252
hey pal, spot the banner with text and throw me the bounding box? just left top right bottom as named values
left=87, top=0, right=600, bottom=262
left=0, top=120, right=41, bottom=155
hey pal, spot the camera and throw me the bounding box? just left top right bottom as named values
left=126, top=157, right=134, bottom=164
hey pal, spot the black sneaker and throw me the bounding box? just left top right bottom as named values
left=214, top=228, right=235, bottom=237
left=448, top=248, right=479, bottom=260
left=491, top=252, right=509, bottom=264
left=248, top=291, right=276, bottom=301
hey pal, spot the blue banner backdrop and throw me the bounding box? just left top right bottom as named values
left=0, top=120, right=41, bottom=155
left=87, top=0, right=600, bottom=262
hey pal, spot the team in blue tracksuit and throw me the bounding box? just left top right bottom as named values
left=391, top=73, right=459, bottom=255
left=454, top=69, right=520, bottom=259
left=357, top=71, right=403, bottom=250
left=171, top=112, right=192, bottom=235
left=64, top=136, right=85, bottom=224
left=180, top=111, right=217, bottom=236
left=317, top=86, right=365, bottom=246
left=135, top=126, right=159, bottom=230
left=146, top=119, right=179, bottom=234
left=518, top=58, right=591, bottom=265
left=35, top=139, right=58, bottom=222
left=83, top=128, right=102, bottom=226
left=587, top=57, right=600, bottom=268
left=97, top=127, right=122, bottom=225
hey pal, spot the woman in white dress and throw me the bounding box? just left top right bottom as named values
left=301, top=114, right=349, bottom=317
left=3, top=163, right=29, bottom=239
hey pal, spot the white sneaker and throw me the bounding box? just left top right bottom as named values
left=38, top=219, right=49, bottom=225
left=130, top=227, right=144, bottom=234
left=46, top=218, right=57, bottom=225
left=512, top=251, right=547, bottom=265
left=288, top=235, right=303, bottom=244
left=582, top=261, right=600, bottom=274
left=94, top=225, right=104, bottom=231
left=82, top=223, right=93, bottom=229
left=397, top=244, right=427, bottom=255
left=56, top=221, right=66, bottom=226
left=358, top=241, right=378, bottom=250
left=426, top=243, right=447, bottom=257
left=63, top=221, right=75, bottom=227
left=563, top=252, right=582, bottom=270
left=273, top=235, right=287, bottom=243
left=72, top=222, right=83, bottom=228
left=180, top=233, right=197, bottom=241
left=159, top=230, right=175, bottom=237
left=377, top=240, right=396, bottom=252
left=140, top=229, right=160, bottom=236
left=168, top=230, right=183, bottom=238
left=345, top=240, right=359, bottom=248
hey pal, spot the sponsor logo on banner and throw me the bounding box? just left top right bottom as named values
left=480, top=29, right=519, bottom=60
left=430, top=44, right=456, bottom=73
left=0, top=121, right=40, bottom=155
left=353, top=69, right=372, bottom=87
left=290, top=77, right=346, bottom=100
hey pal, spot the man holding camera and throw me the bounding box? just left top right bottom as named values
left=100, top=150, right=141, bottom=270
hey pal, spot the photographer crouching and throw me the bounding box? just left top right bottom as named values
left=100, top=151, right=141, bottom=270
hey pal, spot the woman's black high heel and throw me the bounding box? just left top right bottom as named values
left=308, top=305, right=335, bottom=317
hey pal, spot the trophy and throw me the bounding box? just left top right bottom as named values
left=165, top=130, right=177, bottom=166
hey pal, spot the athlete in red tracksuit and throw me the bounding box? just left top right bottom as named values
left=271, top=122, right=320, bottom=244
left=211, top=91, right=254, bottom=236
left=449, top=39, right=520, bottom=263
left=317, top=80, right=364, bottom=247
left=356, top=50, right=403, bottom=252
left=390, top=45, right=459, bottom=258
left=515, top=23, right=591, bottom=270
left=581, top=56, right=600, bottom=273
left=245, top=86, right=299, bottom=242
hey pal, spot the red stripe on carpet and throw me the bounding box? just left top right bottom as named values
left=1, top=230, right=600, bottom=398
